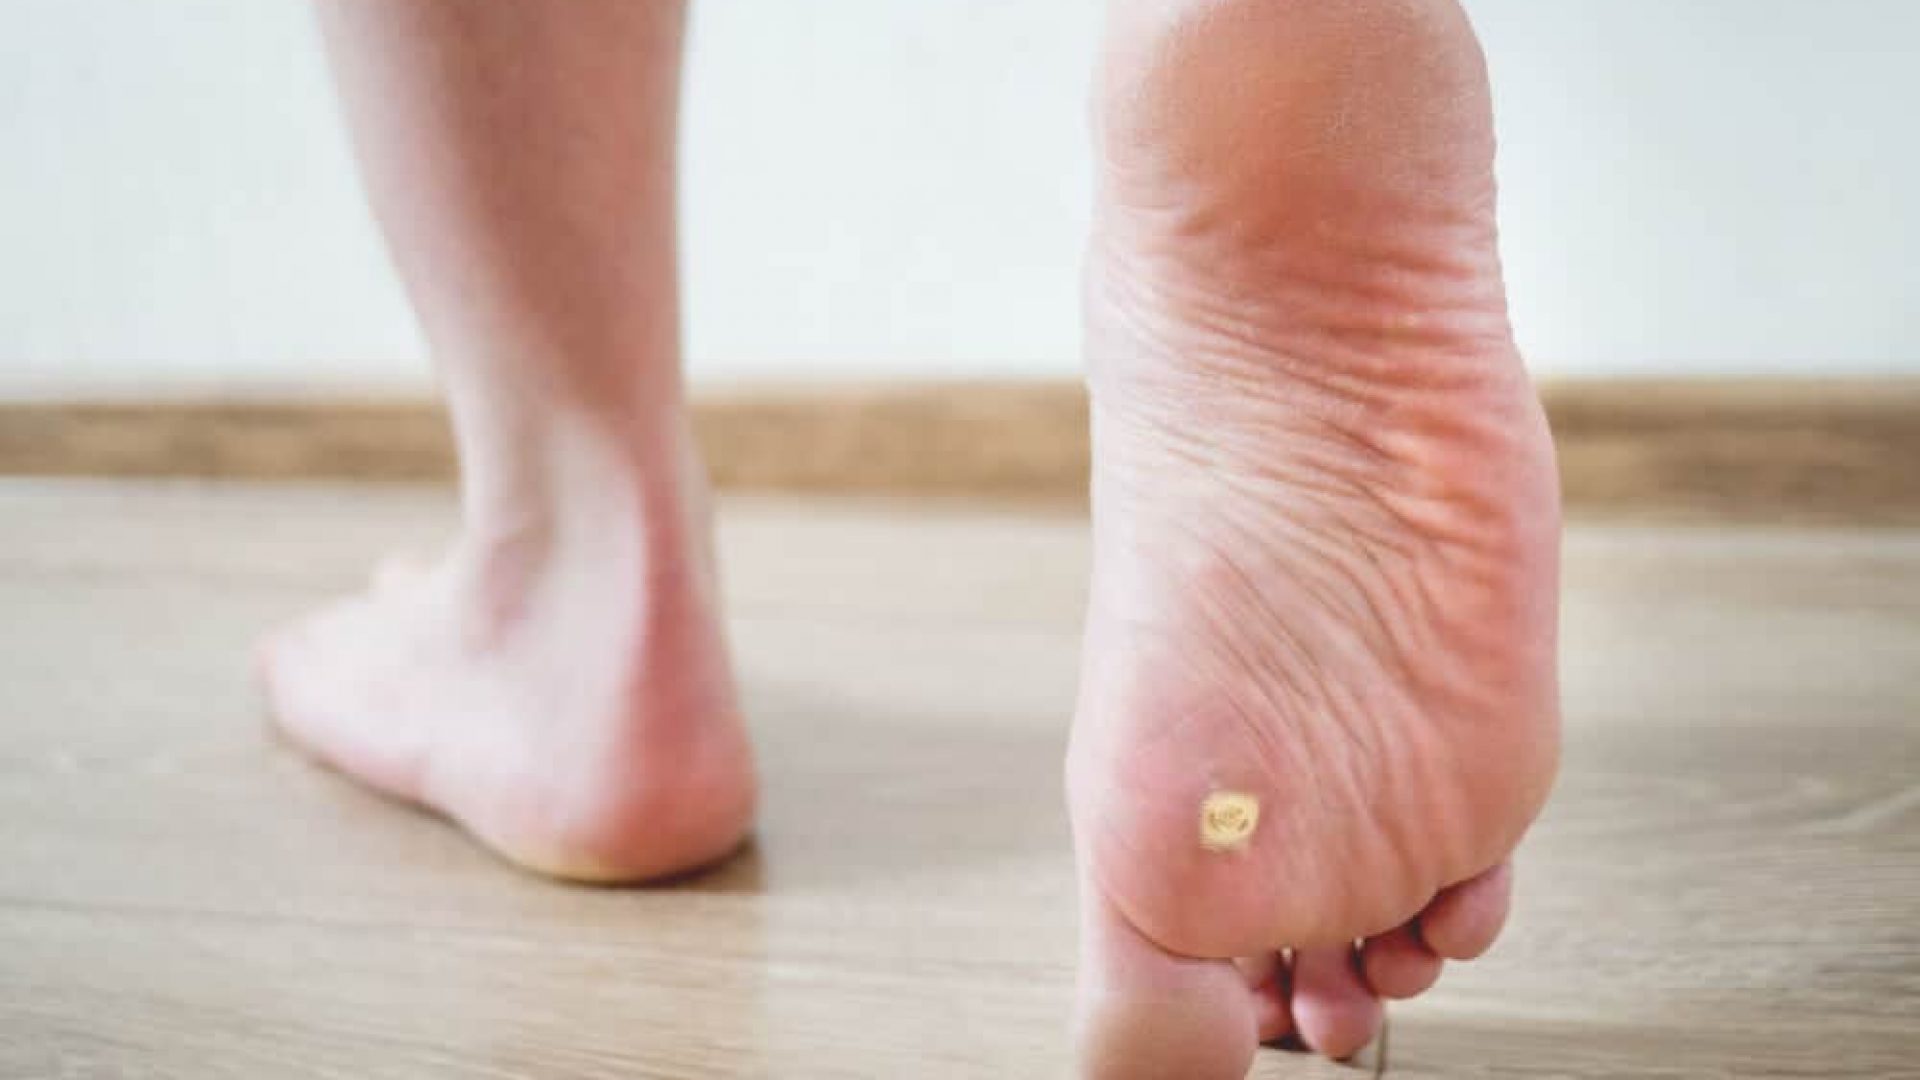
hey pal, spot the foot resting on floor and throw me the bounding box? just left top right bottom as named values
left=260, top=424, right=756, bottom=883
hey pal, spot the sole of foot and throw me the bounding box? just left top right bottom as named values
left=1070, top=0, right=1561, bottom=1073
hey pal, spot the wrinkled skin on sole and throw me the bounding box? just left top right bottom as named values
left=1070, top=0, right=1562, bottom=1071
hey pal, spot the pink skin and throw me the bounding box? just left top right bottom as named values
left=261, top=0, right=753, bottom=882
left=1070, top=0, right=1560, bottom=1071
left=266, top=0, right=1559, bottom=1071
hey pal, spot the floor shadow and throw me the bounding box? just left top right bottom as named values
left=691, top=672, right=1073, bottom=895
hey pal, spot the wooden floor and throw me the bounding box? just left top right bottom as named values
left=2, top=481, right=1917, bottom=1078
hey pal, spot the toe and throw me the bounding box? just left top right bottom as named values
left=1360, top=925, right=1443, bottom=999
left=1419, top=861, right=1513, bottom=960
left=259, top=601, right=428, bottom=804
left=1076, top=889, right=1261, bottom=1080
left=1288, top=945, right=1382, bottom=1060
left=1234, top=951, right=1294, bottom=1044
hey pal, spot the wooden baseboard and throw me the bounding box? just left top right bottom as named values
left=1542, top=379, right=1920, bottom=523
left=2, top=378, right=1916, bottom=522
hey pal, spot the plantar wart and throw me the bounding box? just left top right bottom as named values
left=1199, top=791, right=1259, bottom=852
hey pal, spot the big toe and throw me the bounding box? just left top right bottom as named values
left=1076, top=890, right=1261, bottom=1080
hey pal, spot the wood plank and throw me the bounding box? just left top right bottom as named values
left=1548, top=378, right=1920, bottom=525
left=3, top=378, right=1918, bottom=521
left=1, top=481, right=1916, bottom=1077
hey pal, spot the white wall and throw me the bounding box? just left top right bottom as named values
left=1, top=0, right=1914, bottom=394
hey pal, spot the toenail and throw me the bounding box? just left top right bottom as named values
left=1199, top=790, right=1260, bottom=852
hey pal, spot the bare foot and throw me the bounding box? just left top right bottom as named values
left=1070, top=0, right=1560, bottom=1071
left=260, top=424, right=755, bottom=882
left=279, top=3, right=752, bottom=882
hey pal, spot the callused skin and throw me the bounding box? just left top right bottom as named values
left=273, top=0, right=1558, bottom=1074
left=1070, top=0, right=1562, bottom=1070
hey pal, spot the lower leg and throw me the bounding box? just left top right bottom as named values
left=1072, top=0, right=1560, bottom=1072
left=261, top=0, right=754, bottom=882
left=318, top=0, right=694, bottom=532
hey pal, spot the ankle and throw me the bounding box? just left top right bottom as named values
left=468, top=396, right=706, bottom=535
left=445, top=411, right=717, bottom=643
left=449, top=360, right=702, bottom=519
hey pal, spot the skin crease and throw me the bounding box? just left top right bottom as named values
left=268, top=0, right=1559, bottom=1074
left=1070, top=0, right=1561, bottom=1071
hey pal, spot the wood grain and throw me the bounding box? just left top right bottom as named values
left=3, top=378, right=1917, bottom=520
left=1547, top=378, right=1920, bottom=524
left=0, top=481, right=1916, bottom=1077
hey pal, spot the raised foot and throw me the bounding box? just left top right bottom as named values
left=1071, top=0, right=1560, bottom=1073
left=1077, top=865, right=1516, bottom=1069
left=259, top=466, right=755, bottom=883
